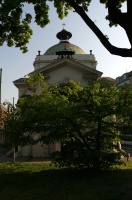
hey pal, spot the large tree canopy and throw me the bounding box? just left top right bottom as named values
left=0, top=0, right=132, bottom=57
left=3, top=73, right=132, bottom=169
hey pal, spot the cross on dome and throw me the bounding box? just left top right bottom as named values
left=62, top=23, right=66, bottom=29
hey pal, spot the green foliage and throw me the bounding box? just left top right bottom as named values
left=0, top=0, right=50, bottom=52
left=51, top=144, right=122, bottom=170
left=4, top=73, right=132, bottom=169
left=1, top=102, right=35, bottom=149
left=11, top=73, right=132, bottom=170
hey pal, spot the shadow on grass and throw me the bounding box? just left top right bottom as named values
left=0, top=162, right=132, bottom=200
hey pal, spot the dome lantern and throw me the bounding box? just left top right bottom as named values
left=56, top=29, right=72, bottom=41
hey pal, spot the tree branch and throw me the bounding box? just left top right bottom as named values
left=107, top=0, right=126, bottom=27
left=67, top=118, right=91, bottom=150
left=127, top=0, right=132, bottom=15
left=107, top=0, right=132, bottom=46
left=65, top=0, right=132, bottom=57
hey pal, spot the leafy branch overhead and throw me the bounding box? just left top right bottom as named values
left=0, top=0, right=132, bottom=57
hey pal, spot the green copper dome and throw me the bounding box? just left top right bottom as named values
left=44, top=41, right=85, bottom=55
left=44, top=29, right=85, bottom=55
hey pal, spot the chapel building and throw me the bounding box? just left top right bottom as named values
left=13, top=28, right=103, bottom=158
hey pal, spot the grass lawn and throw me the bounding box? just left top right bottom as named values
left=0, top=162, right=132, bottom=200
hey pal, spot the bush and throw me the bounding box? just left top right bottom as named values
left=51, top=141, right=123, bottom=171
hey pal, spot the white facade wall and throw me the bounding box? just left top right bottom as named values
left=19, top=143, right=61, bottom=157
left=34, top=54, right=97, bottom=71
left=46, top=65, right=88, bottom=87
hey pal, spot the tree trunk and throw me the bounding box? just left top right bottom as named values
left=96, top=120, right=101, bottom=151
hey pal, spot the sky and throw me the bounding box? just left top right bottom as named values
left=0, top=0, right=132, bottom=105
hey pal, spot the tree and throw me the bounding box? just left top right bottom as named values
left=0, top=0, right=131, bottom=57
left=1, top=101, right=35, bottom=162
left=118, top=84, right=132, bottom=136
left=0, top=104, right=7, bottom=145
left=1, top=73, right=49, bottom=153
left=15, top=73, right=132, bottom=170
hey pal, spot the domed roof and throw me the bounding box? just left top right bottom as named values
left=44, top=28, right=85, bottom=55
left=44, top=41, right=85, bottom=55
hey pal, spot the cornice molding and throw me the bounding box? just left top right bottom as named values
left=31, top=58, right=102, bottom=76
